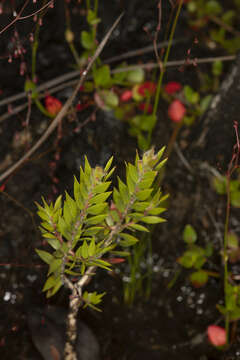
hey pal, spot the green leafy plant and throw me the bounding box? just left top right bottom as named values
left=217, top=283, right=240, bottom=323
left=213, top=173, right=240, bottom=208
left=186, top=0, right=240, bottom=53
left=178, top=224, right=214, bottom=287
left=36, top=147, right=167, bottom=357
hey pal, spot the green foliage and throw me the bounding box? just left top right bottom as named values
left=81, top=30, right=95, bottom=50
left=87, top=9, right=101, bottom=26
left=178, top=225, right=213, bottom=287
left=183, top=224, right=197, bottom=244
left=212, top=175, right=240, bottom=207
left=225, top=232, right=240, bottom=263
left=36, top=148, right=167, bottom=308
left=24, top=79, right=38, bottom=99
left=186, top=0, right=240, bottom=53
left=93, top=65, right=112, bottom=88
left=184, top=85, right=200, bottom=105
left=217, top=283, right=240, bottom=321
left=126, top=68, right=145, bottom=84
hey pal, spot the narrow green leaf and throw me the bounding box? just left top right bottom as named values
left=87, top=203, right=108, bottom=215
left=126, top=170, right=135, bottom=194
left=46, top=278, right=63, bottom=298
left=54, top=195, right=62, bottom=211
left=42, top=275, right=57, bottom=292
left=132, top=201, right=150, bottom=212
left=85, top=214, right=107, bottom=225
left=117, top=177, right=130, bottom=203
left=47, top=238, right=61, bottom=250
left=83, top=226, right=103, bottom=235
left=89, top=192, right=112, bottom=205
left=127, top=163, right=138, bottom=182
left=91, top=259, right=112, bottom=271
left=36, top=249, right=53, bottom=265
left=110, top=250, right=130, bottom=256
left=65, top=192, right=77, bottom=219
left=147, top=207, right=166, bottom=215
left=128, top=223, right=149, bottom=232
left=41, top=222, right=54, bottom=232
left=65, top=269, right=81, bottom=276
left=80, top=241, right=88, bottom=259
left=155, top=158, right=167, bottom=171
left=141, top=216, right=166, bottom=224
left=104, top=167, right=115, bottom=181
left=42, top=232, right=57, bottom=239
left=113, top=188, right=125, bottom=212
left=88, top=237, right=96, bottom=256
left=120, top=233, right=139, bottom=246
left=104, top=156, right=114, bottom=172
left=63, top=200, right=73, bottom=226
left=81, top=263, right=86, bottom=275
left=58, top=217, right=71, bottom=241
left=93, top=182, right=111, bottom=194
left=84, top=156, right=92, bottom=175
left=37, top=210, right=50, bottom=222
left=48, top=258, right=62, bottom=276
left=136, top=189, right=153, bottom=201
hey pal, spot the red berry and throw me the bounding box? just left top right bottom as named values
left=168, top=100, right=186, bottom=123
left=120, top=90, right=132, bottom=102
left=0, top=184, right=5, bottom=192
left=138, top=81, right=156, bottom=97
left=45, top=96, right=62, bottom=116
left=138, top=102, right=153, bottom=114
left=164, top=81, right=182, bottom=95
left=207, top=325, right=226, bottom=347
left=76, top=103, right=89, bottom=111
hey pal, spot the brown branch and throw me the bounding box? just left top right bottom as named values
left=0, top=0, right=53, bottom=35
left=0, top=38, right=186, bottom=109
left=0, top=13, right=124, bottom=185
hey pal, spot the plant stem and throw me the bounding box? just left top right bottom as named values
left=34, top=98, right=54, bottom=118
left=224, top=173, right=231, bottom=344
left=165, top=120, right=183, bottom=159
left=94, top=0, right=98, bottom=16
left=148, top=0, right=183, bottom=146
left=32, top=0, right=47, bottom=81
left=86, top=0, right=90, bottom=10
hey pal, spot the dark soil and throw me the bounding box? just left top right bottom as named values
left=0, top=1, right=240, bottom=359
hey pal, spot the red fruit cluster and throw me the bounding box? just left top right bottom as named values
left=207, top=325, right=226, bottom=347
left=168, top=99, right=186, bottom=123
left=164, top=81, right=182, bottom=95
left=120, top=90, right=132, bottom=102
left=76, top=103, right=89, bottom=111
left=45, top=95, right=62, bottom=116
left=138, top=103, right=153, bottom=114
left=138, top=81, right=156, bottom=96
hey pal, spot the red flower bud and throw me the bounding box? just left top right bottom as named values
left=45, top=96, right=62, bottom=116
left=138, top=102, right=153, bottom=114
left=120, top=90, right=132, bottom=102
left=164, top=81, right=182, bottom=95
left=168, top=99, right=186, bottom=123
left=138, top=81, right=156, bottom=97
left=0, top=184, right=6, bottom=192
left=207, top=325, right=226, bottom=347
left=76, top=103, right=89, bottom=111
